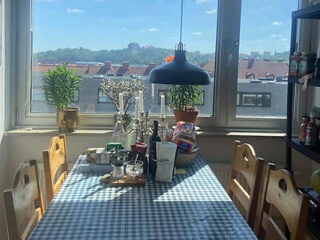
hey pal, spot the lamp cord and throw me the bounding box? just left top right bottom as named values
left=179, top=0, right=183, bottom=44
left=178, top=0, right=184, bottom=50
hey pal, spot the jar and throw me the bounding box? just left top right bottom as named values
left=112, top=159, right=124, bottom=179
left=299, top=115, right=310, bottom=144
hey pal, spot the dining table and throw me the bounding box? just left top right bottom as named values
left=29, top=155, right=257, bottom=240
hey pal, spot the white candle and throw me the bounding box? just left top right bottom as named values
left=119, top=92, right=124, bottom=115
left=135, top=97, right=140, bottom=119
left=139, top=91, right=144, bottom=113
left=160, top=95, right=165, bottom=118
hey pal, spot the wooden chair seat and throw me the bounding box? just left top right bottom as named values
left=226, top=140, right=264, bottom=229
left=43, top=134, right=68, bottom=206
left=256, top=163, right=310, bottom=240
left=3, top=160, right=44, bottom=240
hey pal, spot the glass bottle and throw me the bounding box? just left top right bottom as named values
left=305, top=117, right=317, bottom=147
left=111, top=113, right=126, bottom=147
left=314, top=46, right=320, bottom=79
left=149, top=120, right=161, bottom=178
left=299, top=115, right=310, bottom=144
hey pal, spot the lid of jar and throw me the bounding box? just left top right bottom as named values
left=113, top=159, right=124, bottom=167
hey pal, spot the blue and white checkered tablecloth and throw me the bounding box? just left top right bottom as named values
left=29, top=156, right=257, bottom=240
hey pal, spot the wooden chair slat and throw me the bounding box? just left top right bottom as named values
left=229, top=179, right=250, bottom=211
left=3, top=160, right=44, bottom=240
left=43, top=134, right=68, bottom=206
left=226, top=140, right=264, bottom=229
left=261, top=212, right=287, bottom=240
left=256, top=163, right=310, bottom=240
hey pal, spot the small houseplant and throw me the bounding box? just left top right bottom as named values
left=167, top=85, right=202, bottom=123
left=42, top=64, right=81, bottom=131
left=99, top=77, right=148, bottom=129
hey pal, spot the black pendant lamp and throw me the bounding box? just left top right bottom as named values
left=148, top=0, right=211, bottom=85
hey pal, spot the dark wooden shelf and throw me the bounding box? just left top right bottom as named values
left=288, top=76, right=320, bottom=87
left=292, top=4, right=320, bottom=19
left=286, top=138, right=320, bottom=164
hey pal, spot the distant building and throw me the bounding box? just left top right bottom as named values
left=128, top=42, right=140, bottom=50
left=32, top=59, right=289, bottom=116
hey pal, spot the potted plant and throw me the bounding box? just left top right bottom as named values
left=167, top=85, right=202, bottom=124
left=42, top=64, right=81, bottom=131
left=99, top=77, right=148, bottom=130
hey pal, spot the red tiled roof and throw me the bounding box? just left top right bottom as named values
left=33, top=59, right=289, bottom=79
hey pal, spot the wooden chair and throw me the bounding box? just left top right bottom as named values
left=226, top=140, right=264, bottom=229
left=43, top=134, right=68, bottom=206
left=3, top=160, right=44, bottom=240
left=256, top=163, right=310, bottom=240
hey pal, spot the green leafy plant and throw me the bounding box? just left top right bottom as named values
left=99, top=77, right=148, bottom=114
left=42, top=64, right=80, bottom=110
left=167, top=85, right=202, bottom=111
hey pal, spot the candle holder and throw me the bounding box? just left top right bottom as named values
left=158, top=117, right=168, bottom=143
left=111, top=113, right=125, bottom=144
left=137, top=112, right=153, bottom=143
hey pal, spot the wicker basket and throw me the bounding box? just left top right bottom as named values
left=175, top=147, right=200, bottom=167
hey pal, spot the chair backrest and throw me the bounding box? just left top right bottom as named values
left=256, top=163, right=309, bottom=240
left=226, top=140, right=264, bottom=228
left=43, top=134, right=68, bottom=206
left=3, top=160, right=44, bottom=240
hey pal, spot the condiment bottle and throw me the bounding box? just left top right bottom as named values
left=149, top=120, right=161, bottom=178
left=305, top=117, right=317, bottom=147
left=299, top=115, right=310, bottom=144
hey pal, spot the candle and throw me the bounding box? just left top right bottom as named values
left=139, top=91, right=144, bottom=113
left=160, top=95, right=165, bottom=119
left=135, top=97, right=140, bottom=119
left=119, top=93, right=124, bottom=115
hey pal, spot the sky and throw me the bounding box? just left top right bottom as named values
left=33, top=0, right=298, bottom=54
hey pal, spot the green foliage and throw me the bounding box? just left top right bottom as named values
left=99, top=78, right=148, bottom=114
left=33, top=47, right=215, bottom=65
left=42, top=64, right=80, bottom=110
left=167, top=85, right=202, bottom=111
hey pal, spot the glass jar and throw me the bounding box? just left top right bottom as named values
left=112, top=159, right=124, bottom=179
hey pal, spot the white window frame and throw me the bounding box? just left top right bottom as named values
left=12, top=0, right=297, bottom=131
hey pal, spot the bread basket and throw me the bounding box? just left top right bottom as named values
left=175, top=146, right=200, bottom=167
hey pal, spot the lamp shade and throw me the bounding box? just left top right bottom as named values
left=148, top=49, right=212, bottom=85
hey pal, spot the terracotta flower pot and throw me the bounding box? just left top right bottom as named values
left=57, top=107, right=80, bottom=132
left=173, top=109, right=199, bottom=124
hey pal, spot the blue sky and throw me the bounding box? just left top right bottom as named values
left=34, top=0, right=297, bottom=54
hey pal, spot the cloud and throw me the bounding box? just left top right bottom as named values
left=196, top=0, right=209, bottom=3
left=67, top=8, right=84, bottom=13
left=269, top=34, right=283, bottom=38
left=192, top=32, right=203, bottom=35
left=148, top=27, right=157, bottom=32
left=281, top=37, right=288, bottom=41
left=205, top=8, right=217, bottom=14
left=271, top=21, right=283, bottom=26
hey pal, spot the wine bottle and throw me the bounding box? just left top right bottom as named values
left=314, top=46, right=320, bottom=79
left=149, top=120, right=161, bottom=178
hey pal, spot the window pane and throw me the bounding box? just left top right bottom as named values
left=31, top=0, right=217, bottom=115
left=236, top=0, right=296, bottom=117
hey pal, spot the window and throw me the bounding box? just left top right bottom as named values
left=14, top=0, right=297, bottom=129
left=98, top=88, right=111, bottom=104
left=30, top=0, right=217, bottom=116
left=235, top=0, right=297, bottom=118
left=237, top=92, right=271, bottom=108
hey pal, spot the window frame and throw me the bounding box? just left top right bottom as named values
left=12, top=0, right=296, bottom=131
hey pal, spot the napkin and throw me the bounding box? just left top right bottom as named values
left=155, top=142, right=177, bottom=183
left=77, top=155, right=113, bottom=174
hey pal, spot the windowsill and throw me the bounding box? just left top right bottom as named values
left=5, top=127, right=286, bottom=138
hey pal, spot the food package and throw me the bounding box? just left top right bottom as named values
left=172, top=121, right=196, bottom=152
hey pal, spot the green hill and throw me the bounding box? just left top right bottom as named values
left=33, top=47, right=215, bottom=66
